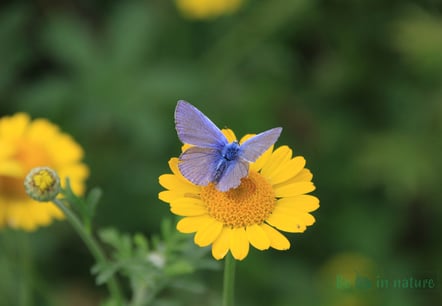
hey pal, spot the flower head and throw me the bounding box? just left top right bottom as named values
left=24, top=167, right=60, bottom=202
left=0, top=113, right=89, bottom=231
left=159, top=129, right=319, bottom=260
left=175, top=0, right=243, bottom=20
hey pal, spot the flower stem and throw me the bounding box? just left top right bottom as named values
left=19, top=233, right=32, bottom=306
left=52, top=198, right=124, bottom=304
left=222, top=253, right=236, bottom=306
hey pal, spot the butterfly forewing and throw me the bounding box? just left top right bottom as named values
left=175, top=100, right=227, bottom=149
left=178, top=147, right=221, bottom=186
left=240, top=127, right=282, bottom=162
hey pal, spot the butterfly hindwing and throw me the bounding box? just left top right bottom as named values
left=178, top=146, right=221, bottom=186
left=216, top=159, right=249, bottom=192
left=175, top=100, right=228, bottom=149
left=239, top=127, right=282, bottom=162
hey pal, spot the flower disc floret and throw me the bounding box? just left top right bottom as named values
left=202, top=171, right=275, bottom=228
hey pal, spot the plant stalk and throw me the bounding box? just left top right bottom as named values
left=52, top=198, right=124, bottom=304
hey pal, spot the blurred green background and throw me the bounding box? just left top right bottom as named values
left=1, top=0, right=441, bottom=305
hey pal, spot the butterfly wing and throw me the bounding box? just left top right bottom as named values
left=175, top=100, right=228, bottom=148
left=178, top=146, right=222, bottom=186
left=239, top=127, right=282, bottom=162
left=216, top=159, right=249, bottom=192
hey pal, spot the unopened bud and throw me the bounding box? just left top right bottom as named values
left=24, top=167, right=60, bottom=202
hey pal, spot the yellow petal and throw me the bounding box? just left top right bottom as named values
left=29, top=202, right=53, bottom=225
left=167, top=158, right=203, bottom=186
left=168, top=158, right=179, bottom=172
left=239, top=133, right=254, bottom=144
left=46, top=203, right=64, bottom=219
left=170, top=197, right=205, bottom=205
left=0, top=141, right=15, bottom=158
left=266, top=211, right=311, bottom=233
left=194, top=219, right=223, bottom=247
left=159, top=174, right=199, bottom=193
left=0, top=160, right=23, bottom=177
left=0, top=113, right=30, bottom=140
left=230, top=227, right=249, bottom=260
left=260, top=146, right=292, bottom=178
left=6, top=200, right=43, bottom=231
left=274, top=181, right=315, bottom=197
left=48, top=134, right=84, bottom=164
left=261, top=224, right=290, bottom=250
left=170, top=198, right=207, bottom=216
left=27, top=119, right=58, bottom=143
left=277, top=195, right=320, bottom=213
left=212, top=227, right=230, bottom=260
left=170, top=206, right=206, bottom=217
left=221, top=129, right=237, bottom=142
left=169, top=157, right=186, bottom=178
left=58, top=164, right=89, bottom=182
left=159, top=190, right=182, bottom=203
left=176, top=215, right=212, bottom=233
left=267, top=156, right=306, bottom=185
left=293, top=168, right=313, bottom=182
left=246, top=224, right=270, bottom=250
left=160, top=191, right=201, bottom=204
left=176, top=0, right=243, bottom=19
left=250, top=145, right=274, bottom=172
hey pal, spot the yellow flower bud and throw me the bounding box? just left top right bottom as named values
left=24, top=167, right=61, bottom=202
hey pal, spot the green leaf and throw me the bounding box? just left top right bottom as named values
left=86, top=187, right=102, bottom=218
left=98, top=228, right=121, bottom=248
left=92, top=263, right=120, bottom=286
left=164, top=260, right=194, bottom=276
left=133, top=233, right=149, bottom=253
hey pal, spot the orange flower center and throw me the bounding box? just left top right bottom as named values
left=0, top=176, right=27, bottom=199
left=201, top=171, right=276, bottom=228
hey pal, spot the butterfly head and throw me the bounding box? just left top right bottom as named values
left=222, top=141, right=240, bottom=161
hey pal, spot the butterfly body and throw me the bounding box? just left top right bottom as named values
left=175, top=100, right=282, bottom=191
left=212, top=141, right=241, bottom=182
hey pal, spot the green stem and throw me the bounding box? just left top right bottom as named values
left=19, top=233, right=32, bottom=306
left=52, top=198, right=124, bottom=304
left=222, top=253, right=236, bottom=306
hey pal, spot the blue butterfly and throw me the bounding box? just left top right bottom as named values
left=175, top=100, right=282, bottom=192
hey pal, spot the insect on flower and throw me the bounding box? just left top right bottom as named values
left=174, top=100, right=282, bottom=191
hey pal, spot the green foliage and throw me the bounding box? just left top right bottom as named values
left=93, top=220, right=217, bottom=306
left=62, top=178, right=102, bottom=232
left=58, top=177, right=216, bottom=305
left=0, top=4, right=30, bottom=105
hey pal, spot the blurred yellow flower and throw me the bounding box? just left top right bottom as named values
left=175, top=0, right=243, bottom=20
left=159, top=129, right=319, bottom=260
left=0, top=113, right=89, bottom=231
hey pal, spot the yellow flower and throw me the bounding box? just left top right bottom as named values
left=175, top=0, right=243, bottom=20
left=159, top=129, right=319, bottom=260
left=0, top=113, right=89, bottom=231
